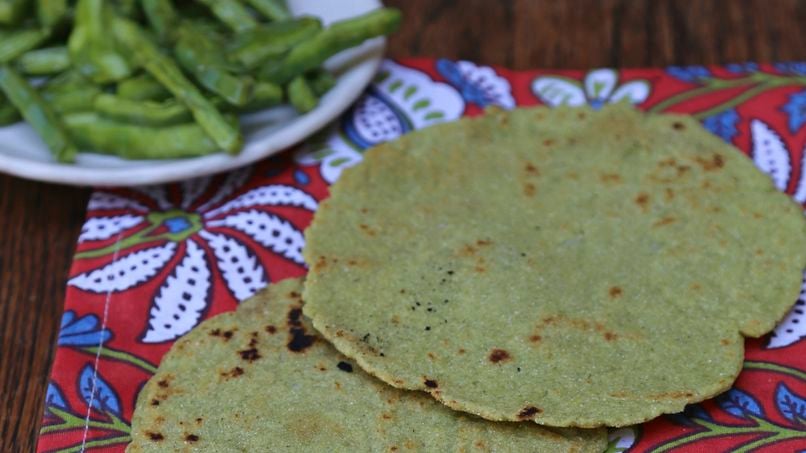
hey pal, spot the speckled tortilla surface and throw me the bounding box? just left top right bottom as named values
left=302, top=104, right=806, bottom=427
left=127, top=278, right=605, bottom=452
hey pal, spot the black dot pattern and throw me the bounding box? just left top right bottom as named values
left=79, top=214, right=143, bottom=242
left=204, top=185, right=317, bottom=219
left=215, top=210, right=306, bottom=265
left=353, top=95, right=402, bottom=143
left=72, top=243, right=177, bottom=294
left=141, top=241, right=209, bottom=343
left=752, top=121, right=787, bottom=190
left=199, top=231, right=266, bottom=302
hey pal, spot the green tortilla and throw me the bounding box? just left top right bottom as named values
left=127, top=278, right=605, bottom=452
left=302, top=104, right=806, bottom=428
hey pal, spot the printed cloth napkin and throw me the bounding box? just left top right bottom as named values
left=39, top=58, right=806, bottom=452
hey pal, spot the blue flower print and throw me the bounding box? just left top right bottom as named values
left=667, top=65, right=711, bottom=83
left=717, top=388, right=765, bottom=419
left=436, top=59, right=515, bottom=108
left=44, top=381, right=69, bottom=415
left=725, top=62, right=759, bottom=74
left=702, top=109, right=740, bottom=143
left=782, top=90, right=806, bottom=133
left=532, top=68, right=650, bottom=108
left=775, top=383, right=806, bottom=423
left=774, top=62, right=806, bottom=75
left=58, top=310, right=112, bottom=348
left=78, top=364, right=122, bottom=416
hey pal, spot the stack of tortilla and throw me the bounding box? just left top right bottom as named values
left=128, top=104, right=806, bottom=451
left=128, top=278, right=604, bottom=451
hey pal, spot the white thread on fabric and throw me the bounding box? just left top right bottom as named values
left=79, top=232, right=124, bottom=452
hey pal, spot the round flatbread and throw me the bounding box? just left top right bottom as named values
left=128, top=278, right=605, bottom=452
left=302, top=104, right=806, bottom=427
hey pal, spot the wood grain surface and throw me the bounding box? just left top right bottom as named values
left=2, top=0, right=805, bottom=451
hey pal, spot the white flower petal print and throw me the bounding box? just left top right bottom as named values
left=203, top=185, right=318, bottom=219
left=375, top=60, right=465, bottom=130
left=531, top=77, right=587, bottom=107
left=142, top=241, right=211, bottom=343
left=610, top=80, right=651, bottom=105
left=791, top=143, right=806, bottom=203
left=196, top=167, right=252, bottom=213
left=454, top=60, right=516, bottom=109
left=88, top=191, right=148, bottom=213
left=339, top=62, right=465, bottom=149
left=79, top=215, right=144, bottom=243
left=768, top=274, right=806, bottom=348
left=134, top=185, right=173, bottom=210
left=607, top=427, right=637, bottom=451
left=296, top=135, right=363, bottom=185
left=584, top=68, right=618, bottom=101
left=319, top=148, right=362, bottom=184
left=297, top=60, right=464, bottom=184
left=69, top=242, right=177, bottom=293
left=199, top=231, right=267, bottom=301
left=208, top=210, right=305, bottom=264
left=533, top=69, right=651, bottom=108
left=180, top=176, right=212, bottom=210
left=751, top=119, right=791, bottom=192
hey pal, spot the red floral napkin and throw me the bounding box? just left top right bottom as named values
left=39, top=58, right=806, bottom=452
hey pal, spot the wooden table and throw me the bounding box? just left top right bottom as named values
left=2, top=0, right=804, bottom=450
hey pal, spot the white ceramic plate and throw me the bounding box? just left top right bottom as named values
left=0, top=0, right=385, bottom=186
